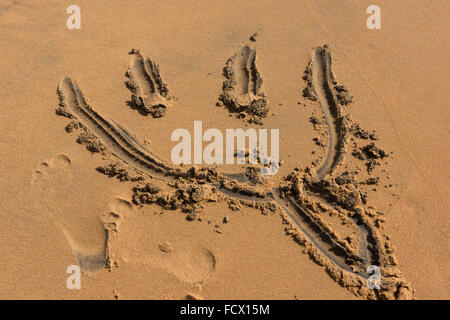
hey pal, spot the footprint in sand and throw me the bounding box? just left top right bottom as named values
left=108, top=211, right=216, bottom=285
left=31, top=156, right=215, bottom=284
left=152, top=242, right=216, bottom=285
left=135, top=240, right=216, bottom=285
left=102, top=197, right=134, bottom=233
left=31, top=154, right=108, bottom=273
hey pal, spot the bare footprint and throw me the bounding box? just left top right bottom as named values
left=109, top=210, right=216, bottom=285
left=101, top=197, right=135, bottom=268
left=151, top=243, right=216, bottom=285
left=126, top=49, right=171, bottom=117
left=102, top=197, right=134, bottom=233
left=31, top=154, right=108, bottom=273
left=138, top=241, right=216, bottom=285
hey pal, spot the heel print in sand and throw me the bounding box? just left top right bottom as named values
left=31, top=154, right=108, bottom=273
left=109, top=215, right=217, bottom=285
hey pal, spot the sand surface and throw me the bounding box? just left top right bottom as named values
left=0, top=0, right=448, bottom=299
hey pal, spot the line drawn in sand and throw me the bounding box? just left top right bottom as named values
left=54, top=42, right=414, bottom=299
left=219, top=35, right=270, bottom=125
left=125, top=49, right=172, bottom=118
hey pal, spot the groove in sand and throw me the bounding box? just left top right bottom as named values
left=126, top=50, right=170, bottom=117
left=58, top=77, right=180, bottom=181
left=57, top=76, right=374, bottom=282
left=310, top=46, right=346, bottom=178
left=220, top=40, right=269, bottom=122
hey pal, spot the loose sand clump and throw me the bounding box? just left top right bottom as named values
left=133, top=181, right=219, bottom=220
left=96, top=162, right=145, bottom=182
left=352, top=142, right=389, bottom=173
left=218, top=36, right=269, bottom=125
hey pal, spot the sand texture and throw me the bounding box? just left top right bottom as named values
left=0, top=0, right=448, bottom=300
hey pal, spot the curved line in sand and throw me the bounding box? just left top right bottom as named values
left=57, top=73, right=375, bottom=281
left=310, top=47, right=344, bottom=178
